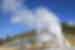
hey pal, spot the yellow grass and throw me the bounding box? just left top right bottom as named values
left=0, top=48, right=18, bottom=50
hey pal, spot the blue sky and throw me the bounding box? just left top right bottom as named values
left=0, top=0, right=75, bottom=38
left=25, top=0, right=75, bottom=22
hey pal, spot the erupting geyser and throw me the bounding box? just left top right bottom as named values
left=35, top=7, right=66, bottom=48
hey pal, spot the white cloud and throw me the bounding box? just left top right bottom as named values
left=2, top=0, right=16, bottom=12
left=11, top=6, right=61, bottom=32
left=12, top=10, right=30, bottom=22
left=11, top=9, right=34, bottom=27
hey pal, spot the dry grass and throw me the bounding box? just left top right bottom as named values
left=0, top=48, right=18, bottom=50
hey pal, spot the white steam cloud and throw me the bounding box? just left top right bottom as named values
left=11, top=6, right=67, bottom=47
left=11, top=7, right=61, bottom=35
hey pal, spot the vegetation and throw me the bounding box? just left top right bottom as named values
left=62, top=22, right=75, bottom=34
left=0, top=39, right=5, bottom=45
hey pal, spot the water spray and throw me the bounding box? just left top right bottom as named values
left=35, top=7, right=66, bottom=48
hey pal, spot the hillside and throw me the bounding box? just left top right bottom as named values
left=62, top=22, right=75, bottom=47
left=0, top=22, right=75, bottom=48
